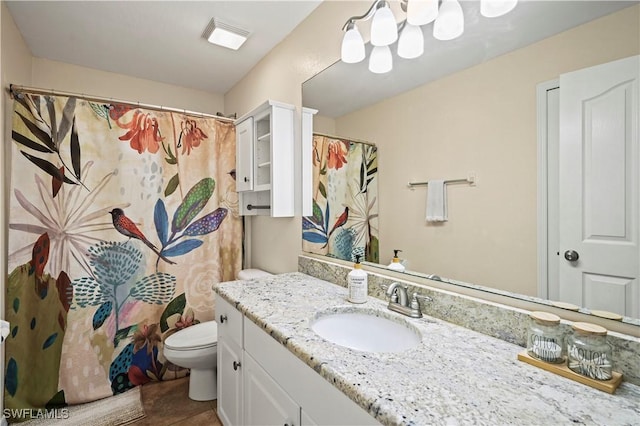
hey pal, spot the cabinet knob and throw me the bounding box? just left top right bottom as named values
left=233, top=361, right=241, bottom=371
left=243, top=177, right=249, bottom=182
left=219, top=314, right=227, bottom=323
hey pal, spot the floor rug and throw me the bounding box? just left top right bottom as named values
left=18, top=387, right=145, bottom=425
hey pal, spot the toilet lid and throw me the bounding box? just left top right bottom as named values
left=164, top=321, right=217, bottom=350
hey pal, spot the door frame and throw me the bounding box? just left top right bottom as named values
left=537, top=78, right=560, bottom=300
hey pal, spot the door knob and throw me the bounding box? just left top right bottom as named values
left=564, top=250, right=579, bottom=262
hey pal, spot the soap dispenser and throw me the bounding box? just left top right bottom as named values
left=347, top=255, right=368, bottom=304
left=387, top=250, right=406, bottom=272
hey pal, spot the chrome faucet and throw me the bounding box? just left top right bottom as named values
left=386, top=282, right=409, bottom=306
left=384, top=282, right=431, bottom=318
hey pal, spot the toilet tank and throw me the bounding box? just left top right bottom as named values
left=237, top=269, right=272, bottom=280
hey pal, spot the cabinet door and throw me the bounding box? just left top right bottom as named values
left=269, top=104, right=295, bottom=217
left=243, top=352, right=300, bottom=426
left=216, top=295, right=243, bottom=348
left=236, top=117, right=254, bottom=192
left=218, top=337, right=243, bottom=426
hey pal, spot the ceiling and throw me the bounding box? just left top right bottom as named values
left=6, top=0, right=322, bottom=95
left=303, top=0, right=638, bottom=118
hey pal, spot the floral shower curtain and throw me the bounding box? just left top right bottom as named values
left=302, top=134, right=379, bottom=263
left=5, top=93, right=242, bottom=414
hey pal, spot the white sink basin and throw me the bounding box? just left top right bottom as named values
left=310, top=308, right=422, bottom=353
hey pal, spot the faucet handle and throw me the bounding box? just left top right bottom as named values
left=413, top=293, right=432, bottom=302
left=411, top=293, right=432, bottom=311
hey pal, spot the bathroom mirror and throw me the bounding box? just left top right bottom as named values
left=302, top=0, right=640, bottom=324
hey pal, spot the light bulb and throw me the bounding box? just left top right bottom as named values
left=433, top=0, right=464, bottom=41
left=341, top=23, right=365, bottom=63
left=407, top=0, right=439, bottom=26
left=480, top=0, right=517, bottom=18
left=368, top=45, right=393, bottom=74
left=398, top=24, right=424, bottom=59
left=370, top=2, right=398, bottom=46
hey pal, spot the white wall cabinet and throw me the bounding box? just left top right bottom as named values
left=215, top=294, right=379, bottom=426
left=235, top=100, right=295, bottom=217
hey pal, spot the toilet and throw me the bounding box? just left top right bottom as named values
left=163, top=268, right=272, bottom=401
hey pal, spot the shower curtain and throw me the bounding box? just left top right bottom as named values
left=302, top=134, right=379, bottom=263
left=5, top=93, right=242, bottom=414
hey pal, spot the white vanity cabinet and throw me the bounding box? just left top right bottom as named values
left=242, top=352, right=299, bottom=425
left=235, top=100, right=295, bottom=217
left=215, top=294, right=379, bottom=426
left=216, top=296, right=243, bottom=426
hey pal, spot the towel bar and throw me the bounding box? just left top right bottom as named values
left=407, top=174, right=475, bottom=189
left=246, top=204, right=271, bottom=210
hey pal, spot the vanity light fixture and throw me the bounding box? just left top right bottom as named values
left=369, top=45, right=394, bottom=74
left=370, top=1, right=399, bottom=46
left=480, top=0, right=518, bottom=18
left=203, top=18, right=250, bottom=50
left=433, top=0, right=464, bottom=41
left=342, top=22, right=366, bottom=63
left=340, top=0, right=518, bottom=73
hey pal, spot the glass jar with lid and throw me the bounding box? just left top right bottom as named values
left=527, top=311, right=564, bottom=363
left=567, top=322, right=613, bottom=381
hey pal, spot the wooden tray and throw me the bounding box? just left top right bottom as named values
left=517, top=350, right=622, bottom=394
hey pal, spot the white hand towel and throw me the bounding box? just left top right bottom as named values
left=426, top=180, right=447, bottom=222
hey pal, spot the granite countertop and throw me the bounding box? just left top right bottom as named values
left=213, top=272, right=640, bottom=426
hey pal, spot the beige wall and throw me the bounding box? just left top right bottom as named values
left=333, top=6, right=640, bottom=295
left=225, top=1, right=364, bottom=273
left=31, top=58, right=224, bottom=116
left=1, top=0, right=32, bottom=304
left=312, top=114, right=336, bottom=136
left=1, top=1, right=32, bottom=416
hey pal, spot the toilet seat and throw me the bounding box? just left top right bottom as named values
left=164, top=321, right=218, bottom=351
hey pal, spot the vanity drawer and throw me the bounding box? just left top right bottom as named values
left=216, top=294, right=243, bottom=348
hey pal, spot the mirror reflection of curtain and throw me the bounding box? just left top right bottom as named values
left=302, top=134, right=379, bottom=263
left=5, top=93, right=242, bottom=414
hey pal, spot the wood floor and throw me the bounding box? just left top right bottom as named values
left=131, top=377, right=222, bottom=426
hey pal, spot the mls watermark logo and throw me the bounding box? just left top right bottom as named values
left=3, top=408, right=70, bottom=421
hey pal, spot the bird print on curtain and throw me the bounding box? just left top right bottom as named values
left=5, top=93, right=242, bottom=419
left=302, top=134, right=379, bottom=263
left=110, top=208, right=177, bottom=265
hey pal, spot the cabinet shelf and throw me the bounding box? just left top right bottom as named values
left=254, top=183, right=271, bottom=192
left=258, top=161, right=271, bottom=168
left=257, top=132, right=271, bottom=142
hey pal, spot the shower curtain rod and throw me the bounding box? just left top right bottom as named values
left=313, top=131, right=377, bottom=147
left=7, top=84, right=236, bottom=122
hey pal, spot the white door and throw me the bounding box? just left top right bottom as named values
left=558, top=55, right=639, bottom=318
